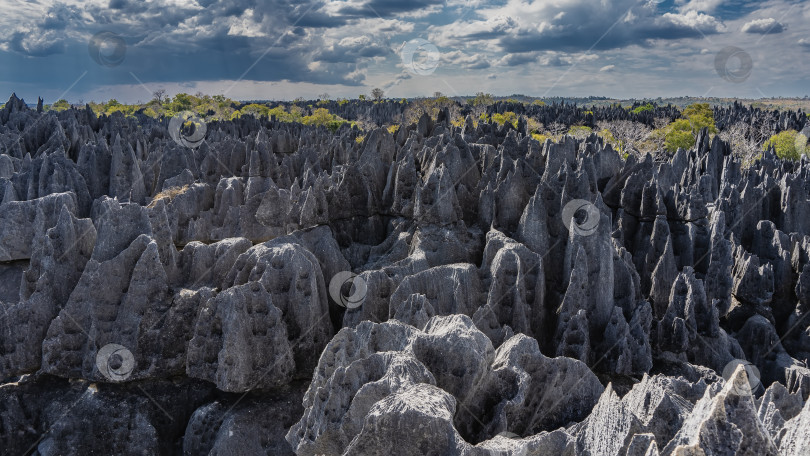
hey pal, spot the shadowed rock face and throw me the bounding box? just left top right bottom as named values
left=1, top=94, right=809, bottom=455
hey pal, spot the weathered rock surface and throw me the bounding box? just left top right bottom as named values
left=1, top=94, right=809, bottom=454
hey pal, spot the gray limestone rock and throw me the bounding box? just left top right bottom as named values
left=779, top=396, right=810, bottom=456
left=221, top=240, right=333, bottom=378
left=573, top=385, right=644, bottom=456
left=0, top=192, right=77, bottom=261
left=2, top=97, right=810, bottom=455
left=187, top=282, right=294, bottom=392
left=183, top=383, right=307, bottom=456
left=661, top=365, right=779, bottom=456
left=343, top=384, right=472, bottom=456
left=1, top=206, right=96, bottom=378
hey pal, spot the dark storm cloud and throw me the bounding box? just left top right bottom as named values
left=0, top=0, right=806, bottom=99
left=8, top=32, right=66, bottom=57
left=493, top=9, right=724, bottom=54
left=0, top=0, right=372, bottom=88
left=41, top=4, right=84, bottom=31
left=315, top=36, right=390, bottom=63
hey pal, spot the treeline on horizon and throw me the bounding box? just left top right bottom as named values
left=3, top=90, right=809, bottom=164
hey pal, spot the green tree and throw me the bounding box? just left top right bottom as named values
left=682, top=103, right=717, bottom=134
left=302, top=107, right=347, bottom=132
left=631, top=103, right=654, bottom=114
left=659, top=103, right=718, bottom=154
left=168, top=93, right=195, bottom=112
left=491, top=111, right=518, bottom=128
left=664, top=119, right=695, bottom=153
left=51, top=99, right=71, bottom=112
left=470, top=92, right=494, bottom=107
left=763, top=130, right=801, bottom=161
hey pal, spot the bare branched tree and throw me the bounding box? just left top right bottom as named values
left=403, top=97, right=460, bottom=125
left=720, top=122, right=762, bottom=165
left=371, top=88, right=384, bottom=101
left=597, top=120, right=652, bottom=156
left=546, top=121, right=567, bottom=137
left=153, top=89, right=166, bottom=105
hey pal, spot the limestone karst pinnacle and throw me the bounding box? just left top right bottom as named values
left=0, top=94, right=809, bottom=455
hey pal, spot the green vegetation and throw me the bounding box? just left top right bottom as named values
left=663, top=119, right=696, bottom=153
left=763, top=130, right=802, bottom=161
left=404, top=95, right=458, bottom=125
left=631, top=103, right=654, bottom=114
left=681, top=103, right=717, bottom=135
left=470, top=92, right=494, bottom=107
left=491, top=111, right=518, bottom=128
left=301, top=107, right=349, bottom=132
left=567, top=125, right=593, bottom=140
left=73, top=92, right=352, bottom=132
left=231, top=103, right=274, bottom=120
left=34, top=94, right=805, bottom=163
left=597, top=128, right=619, bottom=147
left=47, top=99, right=71, bottom=112
left=526, top=118, right=543, bottom=136
left=654, top=103, right=718, bottom=153
left=450, top=116, right=467, bottom=128
left=233, top=105, right=349, bottom=131
left=81, top=92, right=240, bottom=120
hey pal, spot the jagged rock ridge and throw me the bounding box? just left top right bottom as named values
left=0, top=94, right=809, bottom=455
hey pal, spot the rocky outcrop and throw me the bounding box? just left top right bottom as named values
left=2, top=94, right=810, bottom=454
left=286, top=316, right=602, bottom=455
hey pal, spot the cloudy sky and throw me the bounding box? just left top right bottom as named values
left=0, top=0, right=808, bottom=103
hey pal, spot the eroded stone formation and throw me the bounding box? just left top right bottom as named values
left=1, top=93, right=809, bottom=455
